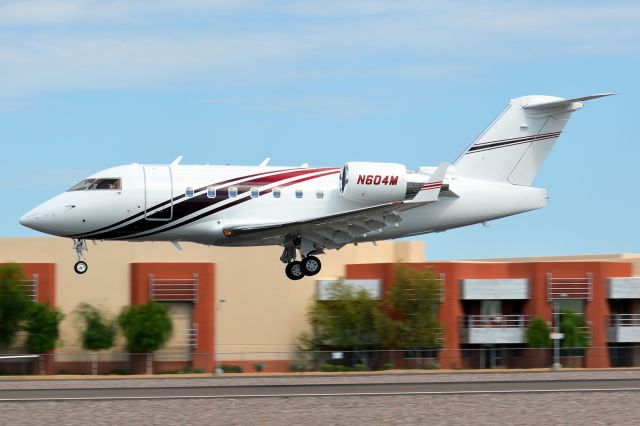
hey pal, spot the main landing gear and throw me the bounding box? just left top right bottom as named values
left=281, top=237, right=323, bottom=281
left=73, top=239, right=88, bottom=274
left=285, top=256, right=322, bottom=281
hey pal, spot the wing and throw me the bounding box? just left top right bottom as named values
left=222, top=163, right=449, bottom=247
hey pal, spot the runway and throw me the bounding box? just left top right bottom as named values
left=2, top=377, right=640, bottom=402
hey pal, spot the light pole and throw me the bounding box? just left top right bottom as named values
left=215, top=299, right=226, bottom=376
left=551, top=301, right=564, bottom=371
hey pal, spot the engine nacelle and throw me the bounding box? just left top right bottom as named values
left=339, top=162, right=409, bottom=203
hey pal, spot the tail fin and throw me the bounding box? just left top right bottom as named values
left=453, top=93, right=614, bottom=186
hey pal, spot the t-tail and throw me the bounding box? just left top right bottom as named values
left=453, top=93, right=614, bottom=186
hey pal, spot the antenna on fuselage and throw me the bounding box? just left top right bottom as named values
left=259, top=157, right=271, bottom=167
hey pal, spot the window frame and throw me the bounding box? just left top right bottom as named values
left=207, top=187, right=217, bottom=198
left=185, top=187, right=195, bottom=198
left=228, top=186, right=238, bottom=198
left=250, top=187, right=260, bottom=199
left=295, top=188, right=303, bottom=199
left=273, top=187, right=281, bottom=198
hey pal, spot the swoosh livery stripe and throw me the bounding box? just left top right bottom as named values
left=77, top=168, right=339, bottom=240
left=123, top=169, right=340, bottom=241
left=71, top=168, right=305, bottom=238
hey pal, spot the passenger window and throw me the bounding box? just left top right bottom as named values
left=185, top=187, right=194, bottom=197
left=316, top=189, right=324, bottom=199
left=229, top=187, right=238, bottom=198
left=251, top=187, right=259, bottom=198
left=295, top=189, right=303, bottom=199
left=273, top=188, right=281, bottom=198
left=207, top=187, right=216, bottom=198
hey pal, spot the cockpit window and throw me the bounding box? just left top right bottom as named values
left=68, top=178, right=121, bottom=191
left=68, top=179, right=96, bottom=191
left=89, top=178, right=121, bottom=190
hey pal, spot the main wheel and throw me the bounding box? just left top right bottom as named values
left=74, top=261, right=88, bottom=274
left=285, top=261, right=305, bottom=280
left=301, top=256, right=321, bottom=276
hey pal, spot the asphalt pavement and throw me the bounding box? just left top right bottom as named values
left=2, top=376, right=640, bottom=401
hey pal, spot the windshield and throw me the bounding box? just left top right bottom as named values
left=68, top=178, right=121, bottom=191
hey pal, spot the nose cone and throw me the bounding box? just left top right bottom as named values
left=19, top=209, right=40, bottom=230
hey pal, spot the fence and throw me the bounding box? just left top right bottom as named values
left=3, top=346, right=640, bottom=375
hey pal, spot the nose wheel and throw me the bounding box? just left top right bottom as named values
left=73, top=239, right=89, bottom=275
left=74, top=261, right=88, bottom=274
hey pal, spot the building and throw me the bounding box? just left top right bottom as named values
left=1, top=237, right=640, bottom=373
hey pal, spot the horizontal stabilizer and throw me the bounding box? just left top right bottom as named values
left=523, top=93, right=615, bottom=110
left=410, top=162, right=449, bottom=203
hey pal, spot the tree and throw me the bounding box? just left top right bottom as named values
left=24, top=303, right=64, bottom=354
left=0, top=263, right=33, bottom=349
left=299, top=281, right=392, bottom=369
left=118, top=302, right=173, bottom=374
left=387, top=266, right=443, bottom=360
left=527, top=317, right=552, bottom=348
left=560, top=308, right=589, bottom=354
left=75, top=303, right=117, bottom=374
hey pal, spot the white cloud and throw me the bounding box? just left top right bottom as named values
left=0, top=1, right=638, bottom=99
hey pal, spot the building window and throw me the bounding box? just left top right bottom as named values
left=316, top=189, right=324, bottom=199
left=207, top=187, right=216, bottom=198
left=273, top=188, right=281, bottom=198
left=228, top=187, right=237, bottom=198
left=251, top=187, right=259, bottom=198
left=295, top=189, right=303, bottom=199
left=185, top=187, right=194, bottom=197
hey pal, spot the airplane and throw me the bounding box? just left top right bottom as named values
left=20, top=93, right=613, bottom=280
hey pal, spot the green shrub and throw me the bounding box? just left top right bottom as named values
left=426, top=360, right=440, bottom=370
left=527, top=317, right=552, bottom=348
left=108, top=369, right=128, bottom=375
left=320, top=363, right=336, bottom=372
left=352, top=364, right=367, bottom=371
left=221, top=365, right=243, bottom=373
left=253, top=363, right=265, bottom=372
left=289, top=361, right=309, bottom=372
left=382, top=363, right=395, bottom=370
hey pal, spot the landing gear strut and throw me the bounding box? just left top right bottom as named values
left=73, top=239, right=88, bottom=274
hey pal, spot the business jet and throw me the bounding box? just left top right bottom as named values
left=20, top=94, right=612, bottom=280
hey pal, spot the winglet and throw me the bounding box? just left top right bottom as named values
left=171, top=156, right=183, bottom=166
left=410, top=162, right=449, bottom=203
left=523, top=93, right=615, bottom=110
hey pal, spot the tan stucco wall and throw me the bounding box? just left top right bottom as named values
left=0, top=237, right=425, bottom=360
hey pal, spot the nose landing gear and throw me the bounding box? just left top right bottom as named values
left=73, top=239, right=88, bottom=274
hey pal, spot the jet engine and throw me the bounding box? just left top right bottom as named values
left=339, top=162, right=421, bottom=203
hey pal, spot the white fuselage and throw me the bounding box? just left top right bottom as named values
left=20, top=163, right=547, bottom=246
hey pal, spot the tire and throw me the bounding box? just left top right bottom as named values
left=301, top=256, right=321, bottom=276
left=74, top=261, right=88, bottom=274
left=285, top=261, right=304, bottom=280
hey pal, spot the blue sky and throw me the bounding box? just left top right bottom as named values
left=1, top=0, right=639, bottom=259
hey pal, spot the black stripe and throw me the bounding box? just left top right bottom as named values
left=468, top=133, right=559, bottom=153
left=471, top=132, right=561, bottom=148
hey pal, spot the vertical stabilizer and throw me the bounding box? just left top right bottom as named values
left=453, top=94, right=613, bottom=186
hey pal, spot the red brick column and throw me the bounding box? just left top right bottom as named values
left=584, top=262, right=631, bottom=368
left=130, top=263, right=215, bottom=373
left=19, top=263, right=57, bottom=374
